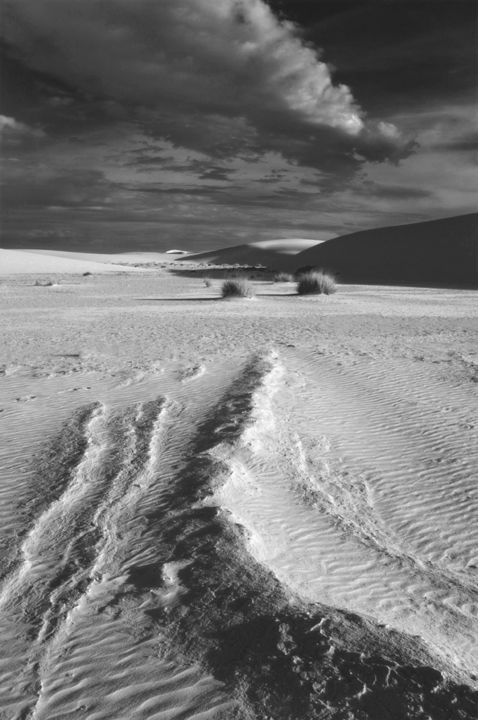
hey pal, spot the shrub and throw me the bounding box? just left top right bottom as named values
left=297, top=271, right=336, bottom=295
left=221, top=277, right=255, bottom=298
left=273, top=272, right=293, bottom=282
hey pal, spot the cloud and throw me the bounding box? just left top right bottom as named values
left=2, top=0, right=410, bottom=168
left=356, top=181, right=432, bottom=200
left=1, top=167, right=114, bottom=208
left=437, top=133, right=478, bottom=153
left=0, top=115, right=24, bottom=132
left=0, top=113, right=44, bottom=147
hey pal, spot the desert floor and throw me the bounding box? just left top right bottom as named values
left=1, top=260, right=477, bottom=719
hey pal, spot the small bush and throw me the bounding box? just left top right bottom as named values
left=273, top=272, right=293, bottom=282
left=297, top=271, right=336, bottom=295
left=221, top=278, right=255, bottom=298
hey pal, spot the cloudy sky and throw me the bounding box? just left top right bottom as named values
left=1, top=0, right=477, bottom=251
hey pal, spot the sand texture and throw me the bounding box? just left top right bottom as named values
left=0, top=265, right=478, bottom=719
left=0, top=249, right=151, bottom=275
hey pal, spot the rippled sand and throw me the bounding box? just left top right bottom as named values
left=0, top=269, right=477, bottom=719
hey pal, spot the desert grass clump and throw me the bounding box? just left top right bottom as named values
left=273, top=272, right=294, bottom=282
left=221, top=277, right=255, bottom=299
left=296, top=271, right=336, bottom=295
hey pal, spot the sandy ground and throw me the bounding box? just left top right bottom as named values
left=23, top=249, right=179, bottom=266
left=1, top=260, right=477, bottom=719
left=0, top=248, right=156, bottom=275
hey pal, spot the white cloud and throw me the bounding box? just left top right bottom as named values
left=377, top=121, right=401, bottom=140
left=0, top=114, right=36, bottom=134
left=2, top=0, right=385, bottom=141
left=0, top=115, right=19, bottom=131
left=0, top=114, right=45, bottom=146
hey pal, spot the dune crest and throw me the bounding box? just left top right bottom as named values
left=177, top=237, right=328, bottom=271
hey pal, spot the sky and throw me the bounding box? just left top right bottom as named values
left=0, top=0, right=477, bottom=252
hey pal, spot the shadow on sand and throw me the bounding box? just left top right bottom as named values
left=135, top=296, right=222, bottom=302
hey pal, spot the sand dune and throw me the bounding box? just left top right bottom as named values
left=176, top=214, right=478, bottom=287
left=295, top=213, right=478, bottom=286
left=0, top=248, right=145, bottom=274
left=177, top=237, right=327, bottom=270
left=30, top=249, right=176, bottom=266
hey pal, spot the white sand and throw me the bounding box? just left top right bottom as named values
left=0, top=248, right=149, bottom=274
left=244, top=238, right=328, bottom=254
left=29, top=249, right=176, bottom=266
left=0, top=261, right=477, bottom=718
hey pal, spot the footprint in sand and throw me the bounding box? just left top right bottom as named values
left=177, top=364, right=206, bottom=382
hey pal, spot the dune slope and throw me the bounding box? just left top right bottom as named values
left=295, top=213, right=478, bottom=286
left=0, top=248, right=142, bottom=274
left=178, top=238, right=324, bottom=270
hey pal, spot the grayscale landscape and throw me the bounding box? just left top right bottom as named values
left=1, top=1, right=477, bottom=719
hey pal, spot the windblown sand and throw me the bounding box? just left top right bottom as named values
left=0, top=257, right=477, bottom=719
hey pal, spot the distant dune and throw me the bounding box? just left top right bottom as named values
left=177, top=238, right=327, bottom=271
left=295, top=213, right=478, bottom=287
left=0, top=248, right=145, bottom=274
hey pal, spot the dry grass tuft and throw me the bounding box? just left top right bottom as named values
left=221, top=277, right=255, bottom=298
left=273, top=272, right=294, bottom=282
left=297, top=271, right=336, bottom=295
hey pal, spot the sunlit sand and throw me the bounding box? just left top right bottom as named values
left=0, top=252, right=477, bottom=718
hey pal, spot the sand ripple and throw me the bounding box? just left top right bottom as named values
left=0, top=352, right=477, bottom=719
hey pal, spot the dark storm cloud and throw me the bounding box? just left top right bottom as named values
left=197, top=168, right=233, bottom=182
left=433, top=132, right=478, bottom=153
left=268, top=0, right=477, bottom=114
left=0, top=112, right=45, bottom=149
left=1, top=168, right=114, bottom=208
left=125, top=185, right=216, bottom=197
left=357, top=181, right=432, bottom=200
left=0, top=0, right=475, bottom=246
left=1, top=0, right=411, bottom=171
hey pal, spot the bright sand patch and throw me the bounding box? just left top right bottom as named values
left=0, top=265, right=477, bottom=718
left=0, top=248, right=149, bottom=274
left=27, top=249, right=178, bottom=266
